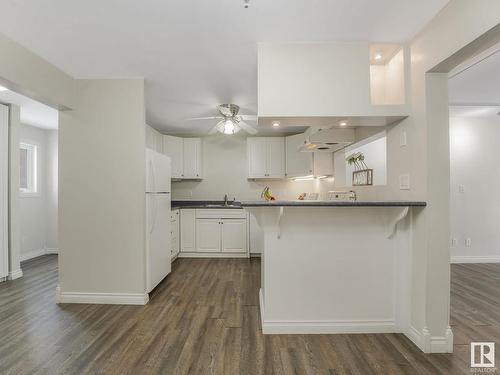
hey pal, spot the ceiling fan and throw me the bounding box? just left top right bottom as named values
left=188, top=104, right=258, bottom=135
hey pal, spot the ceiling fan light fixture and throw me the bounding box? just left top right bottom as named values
left=217, top=118, right=240, bottom=135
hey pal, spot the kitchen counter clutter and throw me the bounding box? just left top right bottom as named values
left=244, top=202, right=424, bottom=335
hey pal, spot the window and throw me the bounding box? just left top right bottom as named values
left=19, top=142, right=38, bottom=196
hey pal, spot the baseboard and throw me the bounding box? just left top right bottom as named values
left=406, top=325, right=453, bottom=353
left=55, top=285, right=149, bottom=305
left=259, top=288, right=396, bottom=334
left=20, top=247, right=59, bottom=261
left=20, top=248, right=46, bottom=261
left=250, top=253, right=262, bottom=258
left=451, top=255, right=500, bottom=264
left=178, top=252, right=249, bottom=259
left=8, top=268, right=23, bottom=280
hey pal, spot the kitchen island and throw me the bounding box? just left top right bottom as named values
left=242, top=200, right=426, bottom=335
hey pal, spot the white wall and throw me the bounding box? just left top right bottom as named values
left=450, top=116, right=500, bottom=263
left=344, top=133, right=387, bottom=186
left=258, top=42, right=408, bottom=117
left=59, top=78, right=147, bottom=300
left=18, top=123, right=58, bottom=260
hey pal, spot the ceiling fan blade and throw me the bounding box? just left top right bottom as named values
left=208, top=121, right=223, bottom=135
left=186, top=116, right=223, bottom=121
left=239, top=115, right=258, bottom=121
left=238, top=120, right=258, bottom=135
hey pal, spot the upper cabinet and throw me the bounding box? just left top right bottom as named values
left=247, top=137, right=285, bottom=179
left=285, top=133, right=313, bottom=178
left=145, top=125, right=163, bottom=153
left=163, top=136, right=203, bottom=179
left=163, top=135, right=183, bottom=178
left=285, top=133, right=334, bottom=178
left=183, top=138, right=202, bottom=179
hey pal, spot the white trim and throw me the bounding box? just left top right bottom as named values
left=20, top=247, right=59, bottom=261
left=55, top=286, right=149, bottom=305
left=178, top=252, right=249, bottom=259
left=406, top=325, right=453, bottom=353
left=259, top=288, right=396, bottom=334
left=448, top=42, right=500, bottom=79
left=0, top=104, right=8, bottom=280
left=451, top=256, right=500, bottom=264
left=20, top=248, right=46, bottom=261
left=8, top=268, right=23, bottom=280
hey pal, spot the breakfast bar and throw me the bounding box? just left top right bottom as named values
left=242, top=201, right=426, bottom=335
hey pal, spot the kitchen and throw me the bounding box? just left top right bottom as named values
left=2, top=1, right=499, bottom=372
left=143, top=41, right=429, bottom=341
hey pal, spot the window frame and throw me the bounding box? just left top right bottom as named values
left=19, top=140, right=40, bottom=198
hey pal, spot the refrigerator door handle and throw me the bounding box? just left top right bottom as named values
left=149, top=159, right=156, bottom=193
left=150, top=194, right=158, bottom=234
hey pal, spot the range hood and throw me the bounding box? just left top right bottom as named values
left=298, top=127, right=355, bottom=153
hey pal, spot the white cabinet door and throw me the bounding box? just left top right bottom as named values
left=180, top=209, right=196, bottom=252
left=183, top=138, right=202, bottom=178
left=267, top=137, right=286, bottom=178
left=196, top=219, right=221, bottom=252
left=222, top=219, right=247, bottom=253
left=247, top=138, right=269, bottom=178
left=163, top=135, right=183, bottom=178
left=286, top=133, right=313, bottom=177
left=313, top=152, right=334, bottom=176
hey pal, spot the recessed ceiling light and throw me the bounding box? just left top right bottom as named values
left=272, top=121, right=280, bottom=127
left=339, top=121, right=347, bottom=127
left=374, top=52, right=382, bottom=61
left=0, top=86, right=8, bottom=92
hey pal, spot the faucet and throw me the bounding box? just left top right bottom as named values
left=224, top=194, right=228, bottom=206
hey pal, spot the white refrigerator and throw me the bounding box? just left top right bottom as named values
left=146, top=148, right=171, bottom=293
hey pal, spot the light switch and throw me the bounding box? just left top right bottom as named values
left=451, top=238, right=457, bottom=246
left=465, top=238, right=472, bottom=247
left=458, top=184, right=465, bottom=193
left=399, top=174, right=410, bottom=190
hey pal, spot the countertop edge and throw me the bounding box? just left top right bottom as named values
left=240, top=201, right=427, bottom=207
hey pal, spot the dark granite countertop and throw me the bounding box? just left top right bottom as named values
left=171, top=200, right=243, bottom=210
left=240, top=200, right=427, bottom=207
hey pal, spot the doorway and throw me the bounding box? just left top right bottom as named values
left=0, top=87, right=58, bottom=280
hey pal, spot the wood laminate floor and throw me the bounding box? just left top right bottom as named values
left=1, top=256, right=499, bottom=374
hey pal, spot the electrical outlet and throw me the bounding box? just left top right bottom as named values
left=399, top=174, right=410, bottom=190
left=400, top=129, right=407, bottom=147
left=458, top=184, right=465, bottom=193
left=465, top=238, right=472, bottom=247
left=451, top=238, right=457, bottom=246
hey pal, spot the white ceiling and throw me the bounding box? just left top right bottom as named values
left=0, top=90, right=58, bottom=129
left=0, top=0, right=448, bottom=135
left=448, top=50, right=500, bottom=106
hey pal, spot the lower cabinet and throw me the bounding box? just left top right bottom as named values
left=221, top=219, right=247, bottom=253
left=180, top=208, right=248, bottom=257
left=196, top=219, right=221, bottom=253
left=180, top=209, right=196, bottom=253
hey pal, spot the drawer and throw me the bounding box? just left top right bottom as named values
left=195, top=208, right=246, bottom=219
